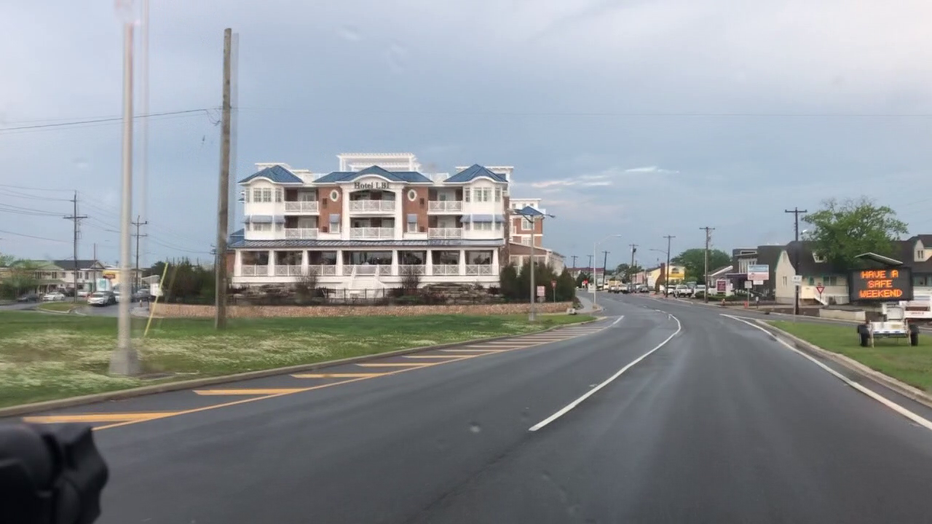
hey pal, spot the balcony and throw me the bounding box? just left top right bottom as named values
left=241, top=265, right=267, bottom=277
left=349, top=200, right=395, bottom=213
left=274, top=265, right=304, bottom=277
left=284, top=228, right=318, bottom=239
left=284, top=201, right=319, bottom=214
left=428, top=200, right=463, bottom=213
left=428, top=228, right=463, bottom=239
left=465, top=264, right=494, bottom=276
left=432, top=264, right=460, bottom=276
left=350, top=227, right=394, bottom=240
left=343, top=265, right=392, bottom=276
left=398, top=264, right=426, bottom=275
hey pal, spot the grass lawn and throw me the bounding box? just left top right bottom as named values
left=37, top=302, right=77, bottom=312
left=770, top=321, right=932, bottom=391
left=0, top=311, right=594, bottom=408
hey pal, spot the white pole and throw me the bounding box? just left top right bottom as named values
left=139, top=0, right=149, bottom=273
left=529, top=218, right=536, bottom=321
left=592, top=241, right=597, bottom=308
left=110, top=21, right=140, bottom=375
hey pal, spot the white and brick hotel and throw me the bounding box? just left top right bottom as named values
left=228, top=152, right=558, bottom=292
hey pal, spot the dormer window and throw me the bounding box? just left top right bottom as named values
left=919, top=249, right=926, bottom=261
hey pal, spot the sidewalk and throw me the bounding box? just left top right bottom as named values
left=576, top=293, right=599, bottom=314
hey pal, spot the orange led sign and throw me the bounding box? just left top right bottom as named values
left=849, top=267, right=913, bottom=302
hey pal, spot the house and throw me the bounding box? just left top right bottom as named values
left=505, top=198, right=565, bottom=273
left=774, top=241, right=849, bottom=305
left=901, top=235, right=932, bottom=296
left=640, top=264, right=687, bottom=288
left=728, top=245, right=783, bottom=297
left=52, top=259, right=107, bottom=293
left=228, top=153, right=511, bottom=291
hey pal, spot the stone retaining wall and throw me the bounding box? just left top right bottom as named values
left=151, top=302, right=575, bottom=318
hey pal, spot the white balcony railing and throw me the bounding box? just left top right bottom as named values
left=343, top=264, right=391, bottom=276
left=349, top=200, right=396, bottom=213
left=428, top=228, right=463, bottom=239
left=307, top=265, right=337, bottom=276
left=465, top=264, right=494, bottom=276
left=350, top=227, right=394, bottom=239
left=284, top=201, right=319, bottom=213
left=433, top=264, right=460, bottom=276
left=428, top=201, right=463, bottom=213
left=275, top=265, right=304, bottom=277
left=285, top=228, right=319, bottom=239
left=398, top=264, right=426, bottom=275
left=241, top=265, right=266, bottom=277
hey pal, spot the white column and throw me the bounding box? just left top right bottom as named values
left=395, top=187, right=404, bottom=239
left=234, top=250, right=242, bottom=277
left=492, top=248, right=500, bottom=276
left=426, top=249, right=433, bottom=276
left=336, top=249, right=344, bottom=275
left=301, top=250, right=309, bottom=275
left=391, top=250, right=399, bottom=276
left=459, top=249, right=466, bottom=276
left=267, top=249, right=275, bottom=277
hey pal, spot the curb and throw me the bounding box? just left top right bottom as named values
left=0, top=316, right=603, bottom=418
left=755, top=319, right=932, bottom=411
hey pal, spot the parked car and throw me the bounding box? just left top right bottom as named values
left=637, top=285, right=650, bottom=293
left=17, top=292, right=40, bottom=303
left=42, top=292, right=66, bottom=302
left=673, top=285, right=690, bottom=298
left=693, top=284, right=707, bottom=298
left=87, top=291, right=116, bottom=306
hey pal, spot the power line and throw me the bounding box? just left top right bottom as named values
left=0, top=229, right=69, bottom=243
left=0, top=108, right=213, bottom=132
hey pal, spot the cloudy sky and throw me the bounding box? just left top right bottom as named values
left=2, top=0, right=931, bottom=270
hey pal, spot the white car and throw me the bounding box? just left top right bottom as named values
left=42, top=292, right=66, bottom=302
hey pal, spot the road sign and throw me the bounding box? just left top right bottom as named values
left=753, top=280, right=764, bottom=286
left=816, top=283, right=825, bottom=295
left=744, top=281, right=753, bottom=289
left=747, top=264, right=769, bottom=281
left=551, top=279, right=557, bottom=288
left=537, top=285, right=545, bottom=297
left=582, top=279, right=588, bottom=286
left=792, top=275, right=802, bottom=283
left=716, top=279, right=726, bottom=293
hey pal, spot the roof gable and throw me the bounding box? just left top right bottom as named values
left=238, top=165, right=304, bottom=185
left=445, top=164, right=508, bottom=184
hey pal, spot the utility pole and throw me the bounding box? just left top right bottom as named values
left=215, top=28, right=233, bottom=330
left=602, top=250, right=610, bottom=281
left=132, top=215, right=148, bottom=291
left=785, top=208, right=807, bottom=315
left=111, top=13, right=139, bottom=376
left=93, top=243, right=98, bottom=292
left=64, top=192, right=87, bottom=303
left=570, top=255, right=578, bottom=272
left=663, top=235, right=675, bottom=297
left=700, top=227, right=714, bottom=303
left=629, top=244, right=638, bottom=283
left=587, top=254, right=594, bottom=280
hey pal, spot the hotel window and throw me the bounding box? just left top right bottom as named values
left=464, top=189, right=470, bottom=202
left=253, top=189, right=262, bottom=202
left=494, top=188, right=502, bottom=202
left=275, top=188, right=283, bottom=202
left=261, top=188, right=272, bottom=202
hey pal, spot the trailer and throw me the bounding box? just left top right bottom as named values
left=857, top=304, right=920, bottom=347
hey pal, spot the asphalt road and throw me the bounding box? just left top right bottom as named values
left=14, top=295, right=932, bottom=523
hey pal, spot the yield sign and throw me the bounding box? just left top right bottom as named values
left=816, top=283, right=825, bottom=295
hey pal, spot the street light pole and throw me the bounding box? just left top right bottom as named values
left=663, top=235, right=675, bottom=297
left=516, top=206, right=554, bottom=322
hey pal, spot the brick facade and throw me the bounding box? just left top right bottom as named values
left=318, top=186, right=341, bottom=233
left=402, top=186, right=430, bottom=233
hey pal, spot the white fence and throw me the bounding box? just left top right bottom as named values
left=349, top=200, right=396, bottom=213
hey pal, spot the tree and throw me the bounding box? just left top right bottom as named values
left=802, top=197, right=908, bottom=272
left=0, top=259, right=40, bottom=299
left=555, top=268, right=576, bottom=302
left=575, top=272, right=590, bottom=288
left=671, top=248, right=730, bottom=283
left=295, top=267, right=320, bottom=300
left=400, top=265, right=421, bottom=295
left=0, top=253, right=15, bottom=267
left=614, top=263, right=643, bottom=282
left=499, top=264, right=520, bottom=299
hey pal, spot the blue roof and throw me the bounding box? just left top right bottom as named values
left=314, top=165, right=432, bottom=184
left=228, top=238, right=505, bottom=249
left=238, top=165, right=304, bottom=185
left=228, top=229, right=245, bottom=245
left=445, top=164, right=508, bottom=184
left=514, top=206, right=546, bottom=218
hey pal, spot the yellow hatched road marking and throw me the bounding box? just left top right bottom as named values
left=292, top=373, right=385, bottom=378
left=194, top=388, right=307, bottom=396
left=23, top=412, right=179, bottom=424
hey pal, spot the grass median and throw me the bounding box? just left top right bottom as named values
left=37, top=302, right=77, bottom=312
left=0, top=310, right=594, bottom=408
left=769, top=321, right=932, bottom=391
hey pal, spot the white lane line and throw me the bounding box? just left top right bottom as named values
left=723, top=314, right=932, bottom=432
left=529, top=313, right=682, bottom=432
left=611, top=315, right=624, bottom=326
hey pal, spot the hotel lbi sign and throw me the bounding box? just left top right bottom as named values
left=849, top=267, right=913, bottom=302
